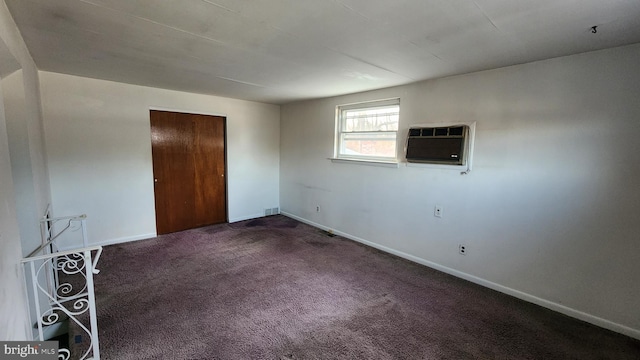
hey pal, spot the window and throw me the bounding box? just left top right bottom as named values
left=335, top=98, right=400, bottom=162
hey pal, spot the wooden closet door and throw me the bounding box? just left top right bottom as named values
left=150, top=110, right=227, bottom=234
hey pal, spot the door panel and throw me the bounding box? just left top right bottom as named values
left=150, top=110, right=226, bottom=234
left=192, top=114, right=226, bottom=227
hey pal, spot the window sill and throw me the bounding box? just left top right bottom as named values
left=329, top=158, right=399, bottom=168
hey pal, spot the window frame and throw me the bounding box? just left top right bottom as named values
left=334, top=98, right=400, bottom=163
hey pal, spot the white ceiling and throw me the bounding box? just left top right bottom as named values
left=5, top=0, right=640, bottom=104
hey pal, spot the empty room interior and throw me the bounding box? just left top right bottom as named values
left=1, top=0, right=640, bottom=358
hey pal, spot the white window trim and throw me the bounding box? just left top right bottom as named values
left=329, top=157, right=400, bottom=168
left=333, top=98, right=400, bottom=165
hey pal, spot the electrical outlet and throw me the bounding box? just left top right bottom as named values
left=316, top=205, right=320, bottom=212
left=434, top=205, right=443, bottom=218
left=459, top=244, right=467, bottom=255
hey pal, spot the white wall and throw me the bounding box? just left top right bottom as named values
left=3, top=70, right=40, bottom=255
left=40, top=72, right=280, bottom=247
left=0, top=0, right=50, bottom=340
left=280, top=43, right=640, bottom=338
left=0, top=72, right=29, bottom=341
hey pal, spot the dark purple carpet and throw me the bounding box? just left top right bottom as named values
left=94, top=215, right=640, bottom=359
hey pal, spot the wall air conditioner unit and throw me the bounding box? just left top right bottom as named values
left=405, top=125, right=469, bottom=165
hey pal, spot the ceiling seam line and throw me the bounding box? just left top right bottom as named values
left=200, top=0, right=238, bottom=14
left=78, top=0, right=228, bottom=45
left=268, top=24, right=414, bottom=80
left=471, top=0, right=501, bottom=32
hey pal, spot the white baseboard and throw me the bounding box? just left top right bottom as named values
left=94, top=233, right=157, bottom=247
left=281, top=211, right=640, bottom=340
left=228, top=213, right=265, bottom=223
left=57, top=233, right=156, bottom=251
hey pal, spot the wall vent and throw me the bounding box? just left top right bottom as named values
left=264, top=207, right=280, bottom=216
left=405, top=125, right=468, bottom=165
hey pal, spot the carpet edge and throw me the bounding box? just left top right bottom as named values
left=280, top=211, right=640, bottom=341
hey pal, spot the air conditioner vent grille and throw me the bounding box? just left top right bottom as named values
left=406, top=125, right=468, bottom=165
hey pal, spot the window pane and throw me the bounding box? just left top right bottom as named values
left=336, top=99, right=400, bottom=161
left=343, top=106, right=399, bottom=132
left=340, top=132, right=396, bottom=158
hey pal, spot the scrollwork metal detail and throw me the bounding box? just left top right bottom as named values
left=53, top=255, right=89, bottom=300
left=26, top=248, right=101, bottom=359
left=57, top=282, right=73, bottom=295
left=41, top=311, right=60, bottom=326
left=58, top=348, right=70, bottom=360
left=70, top=298, right=90, bottom=315
left=56, top=253, right=86, bottom=275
